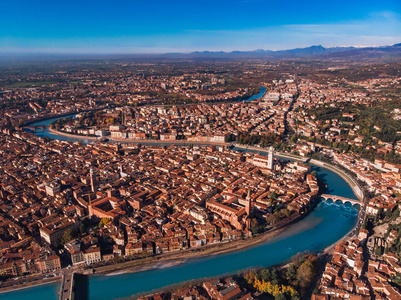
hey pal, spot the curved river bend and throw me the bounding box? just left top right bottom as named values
left=3, top=88, right=359, bottom=300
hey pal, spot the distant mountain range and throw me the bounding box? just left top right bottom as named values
left=163, top=43, right=401, bottom=60
left=1, top=43, right=400, bottom=63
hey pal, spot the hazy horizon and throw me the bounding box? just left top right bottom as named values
left=0, top=43, right=399, bottom=56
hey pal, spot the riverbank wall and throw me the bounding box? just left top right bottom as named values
left=48, top=128, right=98, bottom=141
left=48, top=128, right=230, bottom=146
left=0, top=276, right=61, bottom=295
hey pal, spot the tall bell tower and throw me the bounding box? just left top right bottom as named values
left=267, top=146, right=274, bottom=170
left=90, top=167, right=96, bottom=193
left=245, top=190, right=252, bottom=216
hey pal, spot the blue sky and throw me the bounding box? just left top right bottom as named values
left=1, top=0, right=400, bottom=54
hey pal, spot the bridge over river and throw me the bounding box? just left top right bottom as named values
left=321, top=194, right=361, bottom=206
left=59, top=269, right=74, bottom=300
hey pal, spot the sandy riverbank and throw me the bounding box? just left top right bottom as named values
left=84, top=207, right=313, bottom=277
left=0, top=276, right=61, bottom=294
left=84, top=225, right=289, bottom=276
left=0, top=208, right=309, bottom=295
left=0, top=225, right=288, bottom=295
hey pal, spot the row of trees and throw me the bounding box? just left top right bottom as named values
left=242, top=254, right=318, bottom=299
left=253, top=278, right=296, bottom=299
left=235, top=133, right=292, bottom=152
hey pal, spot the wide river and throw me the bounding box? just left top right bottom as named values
left=2, top=87, right=359, bottom=300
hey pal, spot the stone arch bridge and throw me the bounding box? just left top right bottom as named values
left=321, top=194, right=361, bottom=206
